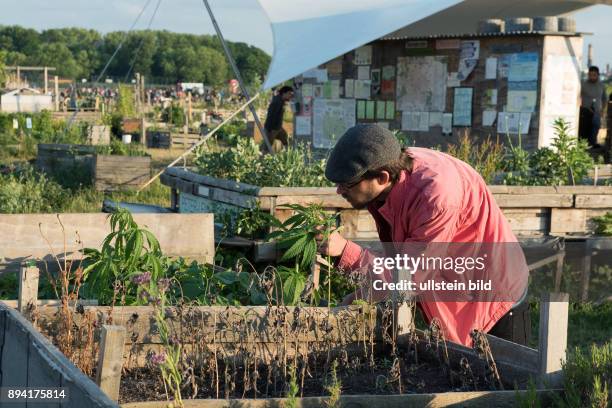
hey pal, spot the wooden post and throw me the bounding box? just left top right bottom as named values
left=538, top=292, right=569, bottom=387
left=96, top=325, right=126, bottom=402
left=54, top=76, right=59, bottom=111
left=44, top=66, right=49, bottom=94
left=581, top=239, right=593, bottom=302
left=554, top=251, right=565, bottom=292
left=18, top=263, right=39, bottom=314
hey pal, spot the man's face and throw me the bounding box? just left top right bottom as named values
left=336, top=175, right=390, bottom=209
left=588, top=70, right=599, bottom=83
left=282, top=91, right=294, bottom=102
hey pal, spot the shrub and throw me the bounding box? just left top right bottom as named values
left=0, top=164, right=67, bottom=213
left=446, top=132, right=504, bottom=184
left=194, top=137, right=332, bottom=187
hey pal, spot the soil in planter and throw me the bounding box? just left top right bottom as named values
left=118, top=347, right=505, bottom=403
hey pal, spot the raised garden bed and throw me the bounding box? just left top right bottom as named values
left=36, top=143, right=152, bottom=191
left=160, top=167, right=612, bottom=238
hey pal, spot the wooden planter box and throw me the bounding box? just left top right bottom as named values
left=145, top=130, right=171, bottom=149
left=94, top=155, right=151, bottom=191
left=0, top=303, right=119, bottom=408
left=160, top=167, right=612, bottom=238
left=36, top=143, right=152, bottom=191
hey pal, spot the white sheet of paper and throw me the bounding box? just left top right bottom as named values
left=485, top=58, right=498, bottom=80
left=330, top=79, right=340, bottom=99
left=302, top=84, right=313, bottom=98
left=442, top=113, right=453, bottom=134
left=295, top=116, right=312, bottom=135
left=401, top=112, right=429, bottom=131
left=354, top=80, right=371, bottom=99
left=483, top=110, right=497, bottom=127
left=344, top=79, right=354, bottom=98
left=429, top=112, right=443, bottom=127
left=358, top=66, right=370, bottom=80
left=447, top=72, right=460, bottom=87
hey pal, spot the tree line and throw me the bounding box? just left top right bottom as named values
left=0, top=26, right=271, bottom=86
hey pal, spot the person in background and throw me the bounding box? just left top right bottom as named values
left=580, top=66, right=608, bottom=148
left=264, top=86, right=294, bottom=152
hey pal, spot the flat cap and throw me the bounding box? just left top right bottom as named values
left=325, top=124, right=401, bottom=184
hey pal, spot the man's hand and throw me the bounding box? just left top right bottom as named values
left=316, top=231, right=348, bottom=257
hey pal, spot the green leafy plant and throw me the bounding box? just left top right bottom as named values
left=82, top=208, right=165, bottom=304
left=325, top=360, right=342, bottom=408
left=194, top=137, right=332, bottom=187
left=553, top=342, right=611, bottom=408
left=0, top=164, right=68, bottom=213
left=592, top=212, right=612, bottom=236
left=502, top=118, right=595, bottom=186
left=446, top=132, right=504, bottom=184
left=95, top=139, right=148, bottom=157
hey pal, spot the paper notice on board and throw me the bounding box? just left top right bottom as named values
left=358, top=66, right=370, bottom=80
left=442, top=113, right=453, bottom=134
left=302, top=84, right=313, bottom=98
left=497, top=112, right=531, bottom=134
left=313, top=99, right=356, bottom=148
left=507, top=90, right=537, bottom=113
left=303, top=68, right=328, bottom=83
left=295, top=116, right=312, bottom=135
left=354, top=46, right=372, bottom=65
left=483, top=110, right=497, bottom=127
left=366, top=101, right=376, bottom=120
left=447, top=72, right=460, bottom=87
left=330, top=80, right=340, bottom=99
left=429, top=112, right=443, bottom=127
left=401, top=112, right=430, bottom=131
left=457, top=40, right=479, bottom=80
left=485, top=58, right=498, bottom=79
left=344, top=79, right=354, bottom=98
left=354, top=80, right=371, bottom=99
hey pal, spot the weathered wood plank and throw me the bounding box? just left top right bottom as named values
left=275, top=195, right=352, bottom=208
left=0, top=304, right=119, bottom=407
left=575, top=194, right=612, bottom=208
left=0, top=213, right=215, bottom=271
left=2, top=299, right=98, bottom=308
left=27, top=340, right=62, bottom=408
left=18, top=264, right=39, bottom=314
left=550, top=209, right=586, bottom=234
left=121, top=389, right=561, bottom=408
left=538, top=293, right=569, bottom=388
left=96, top=326, right=127, bottom=402
left=493, top=194, right=573, bottom=208
left=165, top=167, right=260, bottom=195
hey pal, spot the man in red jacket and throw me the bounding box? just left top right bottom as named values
left=320, top=124, right=530, bottom=346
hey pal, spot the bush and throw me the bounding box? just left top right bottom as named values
left=194, top=137, right=332, bottom=187
left=446, top=132, right=504, bottom=184
left=503, top=118, right=594, bottom=186
left=556, top=342, right=611, bottom=407
left=0, top=164, right=67, bottom=213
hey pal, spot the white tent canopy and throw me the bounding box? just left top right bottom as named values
left=256, top=0, right=610, bottom=90
left=256, top=0, right=461, bottom=89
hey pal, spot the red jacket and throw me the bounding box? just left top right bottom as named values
left=337, top=147, right=528, bottom=346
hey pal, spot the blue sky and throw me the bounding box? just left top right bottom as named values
left=1, top=0, right=611, bottom=70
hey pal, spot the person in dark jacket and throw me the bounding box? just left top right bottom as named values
left=264, top=86, right=294, bottom=151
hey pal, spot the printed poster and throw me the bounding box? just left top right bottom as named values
left=313, top=98, right=356, bottom=148
left=358, top=66, right=370, bottom=80
left=508, top=53, right=539, bottom=82
left=354, top=46, right=372, bottom=65
left=442, top=113, right=453, bottom=134
left=401, top=112, right=430, bottom=131
left=485, top=58, right=498, bottom=79
left=344, top=79, right=355, bottom=98
left=354, top=80, right=371, bottom=99
left=453, top=88, right=473, bottom=126
left=295, top=116, right=312, bottom=135
left=397, top=56, right=447, bottom=112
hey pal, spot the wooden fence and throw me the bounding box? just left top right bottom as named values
left=160, top=167, right=612, bottom=238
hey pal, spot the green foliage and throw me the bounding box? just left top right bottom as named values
left=162, top=103, right=186, bottom=128
left=514, top=378, right=541, bottom=408
left=195, top=137, right=332, bottom=187
left=554, top=342, right=611, bottom=408
left=446, top=133, right=504, bottom=184
left=81, top=208, right=165, bottom=304
left=95, top=139, right=148, bottom=157
left=285, top=364, right=299, bottom=408
left=267, top=204, right=336, bottom=271
left=0, top=164, right=67, bottom=213
left=217, top=202, right=271, bottom=240
left=0, top=50, right=6, bottom=87
left=0, top=25, right=270, bottom=83
left=116, top=85, right=136, bottom=118
left=502, top=118, right=595, bottom=186
left=325, top=360, right=342, bottom=408
left=215, top=120, right=247, bottom=144
left=592, top=212, right=612, bottom=236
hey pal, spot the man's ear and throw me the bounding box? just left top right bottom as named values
left=376, top=171, right=391, bottom=186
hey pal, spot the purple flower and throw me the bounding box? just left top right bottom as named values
left=157, top=278, right=171, bottom=293
left=150, top=352, right=166, bottom=365
left=139, top=289, right=150, bottom=301
left=132, top=272, right=152, bottom=286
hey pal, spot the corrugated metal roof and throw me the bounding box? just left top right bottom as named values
left=380, top=30, right=582, bottom=41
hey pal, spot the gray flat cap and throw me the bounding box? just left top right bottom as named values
left=325, top=124, right=401, bottom=184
